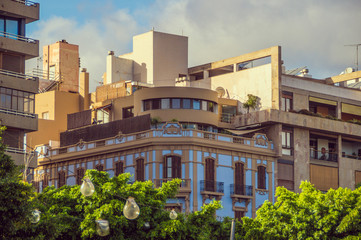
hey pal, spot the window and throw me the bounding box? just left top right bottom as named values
left=235, top=162, right=244, bottom=195
left=164, top=156, right=181, bottom=179
left=122, top=107, right=134, bottom=119
left=171, top=99, right=181, bottom=109
left=0, top=87, right=35, bottom=113
left=76, top=168, right=85, bottom=185
left=281, top=91, right=293, bottom=112
left=136, top=158, right=144, bottom=181
left=257, top=166, right=266, bottom=189
left=115, top=161, right=124, bottom=176
left=201, top=100, right=207, bottom=111
left=193, top=99, right=200, bottom=110
left=42, top=112, right=49, bottom=120
left=96, top=109, right=109, bottom=124
left=152, top=99, right=161, bottom=109
left=58, top=171, right=66, bottom=188
left=205, top=158, right=215, bottom=191
left=0, top=17, right=21, bottom=38
left=43, top=174, right=49, bottom=189
left=183, top=99, right=191, bottom=109
left=143, top=100, right=151, bottom=111
left=161, top=99, right=170, bottom=109
left=95, top=164, right=104, bottom=171
left=207, top=102, right=214, bottom=112
left=282, top=127, right=293, bottom=156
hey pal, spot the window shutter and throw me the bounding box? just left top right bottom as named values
left=258, top=166, right=266, bottom=189
left=76, top=168, right=85, bottom=185
left=58, top=171, right=66, bottom=188
left=137, top=159, right=144, bottom=181
left=115, top=162, right=123, bottom=176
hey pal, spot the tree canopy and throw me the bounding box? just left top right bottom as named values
left=242, top=181, right=361, bottom=239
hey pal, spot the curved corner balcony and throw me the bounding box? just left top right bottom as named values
left=41, top=126, right=275, bottom=162
left=0, top=31, right=39, bottom=59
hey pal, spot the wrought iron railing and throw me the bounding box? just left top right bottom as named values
left=200, top=180, right=224, bottom=193
left=0, top=31, right=38, bottom=43
left=11, top=0, right=38, bottom=7
left=230, top=184, right=253, bottom=196
left=153, top=178, right=191, bottom=189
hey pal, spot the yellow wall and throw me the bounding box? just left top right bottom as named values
left=27, top=91, right=80, bottom=148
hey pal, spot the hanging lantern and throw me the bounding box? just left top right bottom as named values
left=30, top=209, right=41, bottom=223
left=169, top=209, right=178, bottom=220
left=96, top=219, right=110, bottom=237
left=80, top=177, right=95, bottom=197
left=123, top=197, right=140, bottom=220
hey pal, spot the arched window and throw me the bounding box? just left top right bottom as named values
left=235, top=162, right=244, bottom=195
left=115, top=161, right=124, bottom=176
left=76, top=168, right=85, bottom=185
left=205, top=158, right=215, bottom=191
left=164, top=156, right=181, bottom=179
left=257, top=166, right=266, bottom=189
left=58, top=171, right=66, bottom=188
left=136, top=158, right=144, bottom=181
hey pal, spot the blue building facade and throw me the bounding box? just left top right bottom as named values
left=36, top=121, right=277, bottom=219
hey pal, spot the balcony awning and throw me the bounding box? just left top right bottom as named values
left=226, top=127, right=266, bottom=136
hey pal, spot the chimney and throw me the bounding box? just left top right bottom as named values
left=79, top=68, right=90, bottom=111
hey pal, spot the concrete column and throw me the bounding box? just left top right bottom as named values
left=293, top=128, right=309, bottom=193
left=203, top=70, right=209, bottom=79
left=337, top=101, right=342, bottom=119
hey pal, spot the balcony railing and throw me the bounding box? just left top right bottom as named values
left=200, top=180, right=224, bottom=193
left=220, top=113, right=234, bottom=123
left=230, top=184, right=253, bottom=196
left=153, top=178, right=191, bottom=189
left=41, top=128, right=274, bottom=158
left=0, top=69, right=38, bottom=81
left=342, top=152, right=361, bottom=160
left=11, top=0, right=38, bottom=7
left=0, top=31, right=38, bottom=43
left=0, top=107, right=37, bottom=118
left=310, top=148, right=338, bottom=162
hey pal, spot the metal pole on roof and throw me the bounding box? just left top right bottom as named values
left=345, top=44, right=361, bottom=71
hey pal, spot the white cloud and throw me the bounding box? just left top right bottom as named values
left=28, top=0, right=361, bottom=92
left=27, top=10, right=139, bottom=92
left=148, top=0, right=361, bottom=78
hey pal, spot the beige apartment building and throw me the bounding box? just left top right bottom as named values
left=0, top=0, right=39, bottom=174
left=32, top=31, right=361, bottom=219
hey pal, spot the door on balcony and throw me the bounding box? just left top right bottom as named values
left=136, top=158, right=144, bottom=181
left=205, top=158, right=215, bottom=191
left=235, top=162, right=244, bottom=195
left=164, top=156, right=181, bottom=179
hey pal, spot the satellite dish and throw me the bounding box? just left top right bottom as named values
left=345, top=67, right=354, bottom=74
left=215, top=87, right=225, bottom=98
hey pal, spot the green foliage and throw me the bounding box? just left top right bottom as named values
left=242, top=181, right=361, bottom=239
left=243, top=94, right=259, bottom=113
left=0, top=126, right=37, bottom=239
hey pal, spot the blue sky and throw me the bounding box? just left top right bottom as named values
left=26, top=0, right=361, bottom=92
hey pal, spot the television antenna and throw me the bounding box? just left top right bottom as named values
left=345, top=43, right=361, bottom=71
